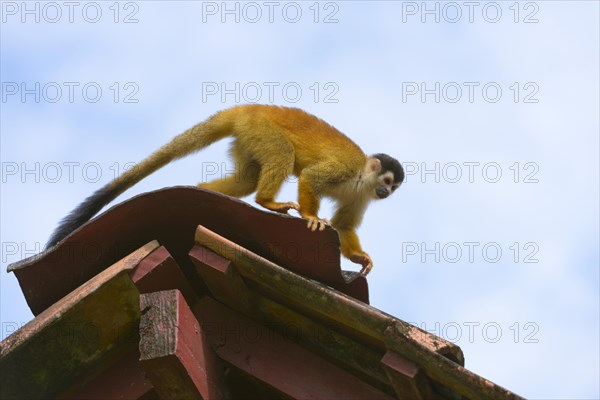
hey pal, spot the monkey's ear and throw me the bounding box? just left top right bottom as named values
left=366, top=157, right=382, bottom=173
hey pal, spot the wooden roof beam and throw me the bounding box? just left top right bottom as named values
left=195, top=296, right=393, bottom=400
left=189, top=243, right=393, bottom=391
left=139, top=289, right=225, bottom=400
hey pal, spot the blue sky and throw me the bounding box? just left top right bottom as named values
left=1, top=1, right=599, bottom=398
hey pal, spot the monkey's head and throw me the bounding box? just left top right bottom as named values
left=365, top=153, right=404, bottom=200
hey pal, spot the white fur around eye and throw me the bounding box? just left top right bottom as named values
left=380, top=171, right=394, bottom=184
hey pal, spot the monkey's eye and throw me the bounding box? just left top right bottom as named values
left=384, top=177, right=392, bottom=185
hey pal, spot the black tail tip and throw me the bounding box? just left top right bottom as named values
left=45, top=186, right=118, bottom=249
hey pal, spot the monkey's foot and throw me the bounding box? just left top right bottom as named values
left=351, top=253, right=373, bottom=276
left=306, top=216, right=330, bottom=232
left=258, top=200, right=300, bottom=214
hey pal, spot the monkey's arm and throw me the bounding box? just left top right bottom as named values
left=297, top=175, right=329, bottom=231
left=297, top=161, right=361, bottom=231
left=297, top=166, right=330, bottom=231
left=331, top=201, right=373, bottom=275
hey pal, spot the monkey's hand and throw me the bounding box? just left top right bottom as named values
left=306, top=216, right=331, bottom=232
left=350, top=253, right=373, bottom=276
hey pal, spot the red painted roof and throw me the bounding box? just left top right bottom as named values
left=2, top=187, right=524, bottom=399
left=9, top=187, right=368, bottom=315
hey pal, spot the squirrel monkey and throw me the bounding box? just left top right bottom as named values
left=47, top=105, right=404, bottom=275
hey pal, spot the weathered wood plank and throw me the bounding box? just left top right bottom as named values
left=57, top=345, right=153, bottom=400
left=189, top=245, right=254, bottom=314
left=194, top=226, right=524, bottom=400
left=193, top=226, right=462, bottom=359
left=139, top=290, right=224, bottom=400
left=189, top=244, right=392, bottom=390
left=195, top=297, right=394, bottom=400
left=0, top=241, right=157, bottom=399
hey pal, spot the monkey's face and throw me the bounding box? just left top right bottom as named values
left=375, top=171, right=400, bottom=199
left=366, top=154, right=404, bottom=200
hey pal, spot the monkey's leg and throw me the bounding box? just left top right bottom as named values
left=198, top=173, right=257, bottom=198
left=253, top=139, right=298, bottom=214
left=198, top=150, right=260, bottom=198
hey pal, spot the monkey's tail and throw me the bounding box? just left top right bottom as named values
left=45, top=111, right=233, bottom=248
